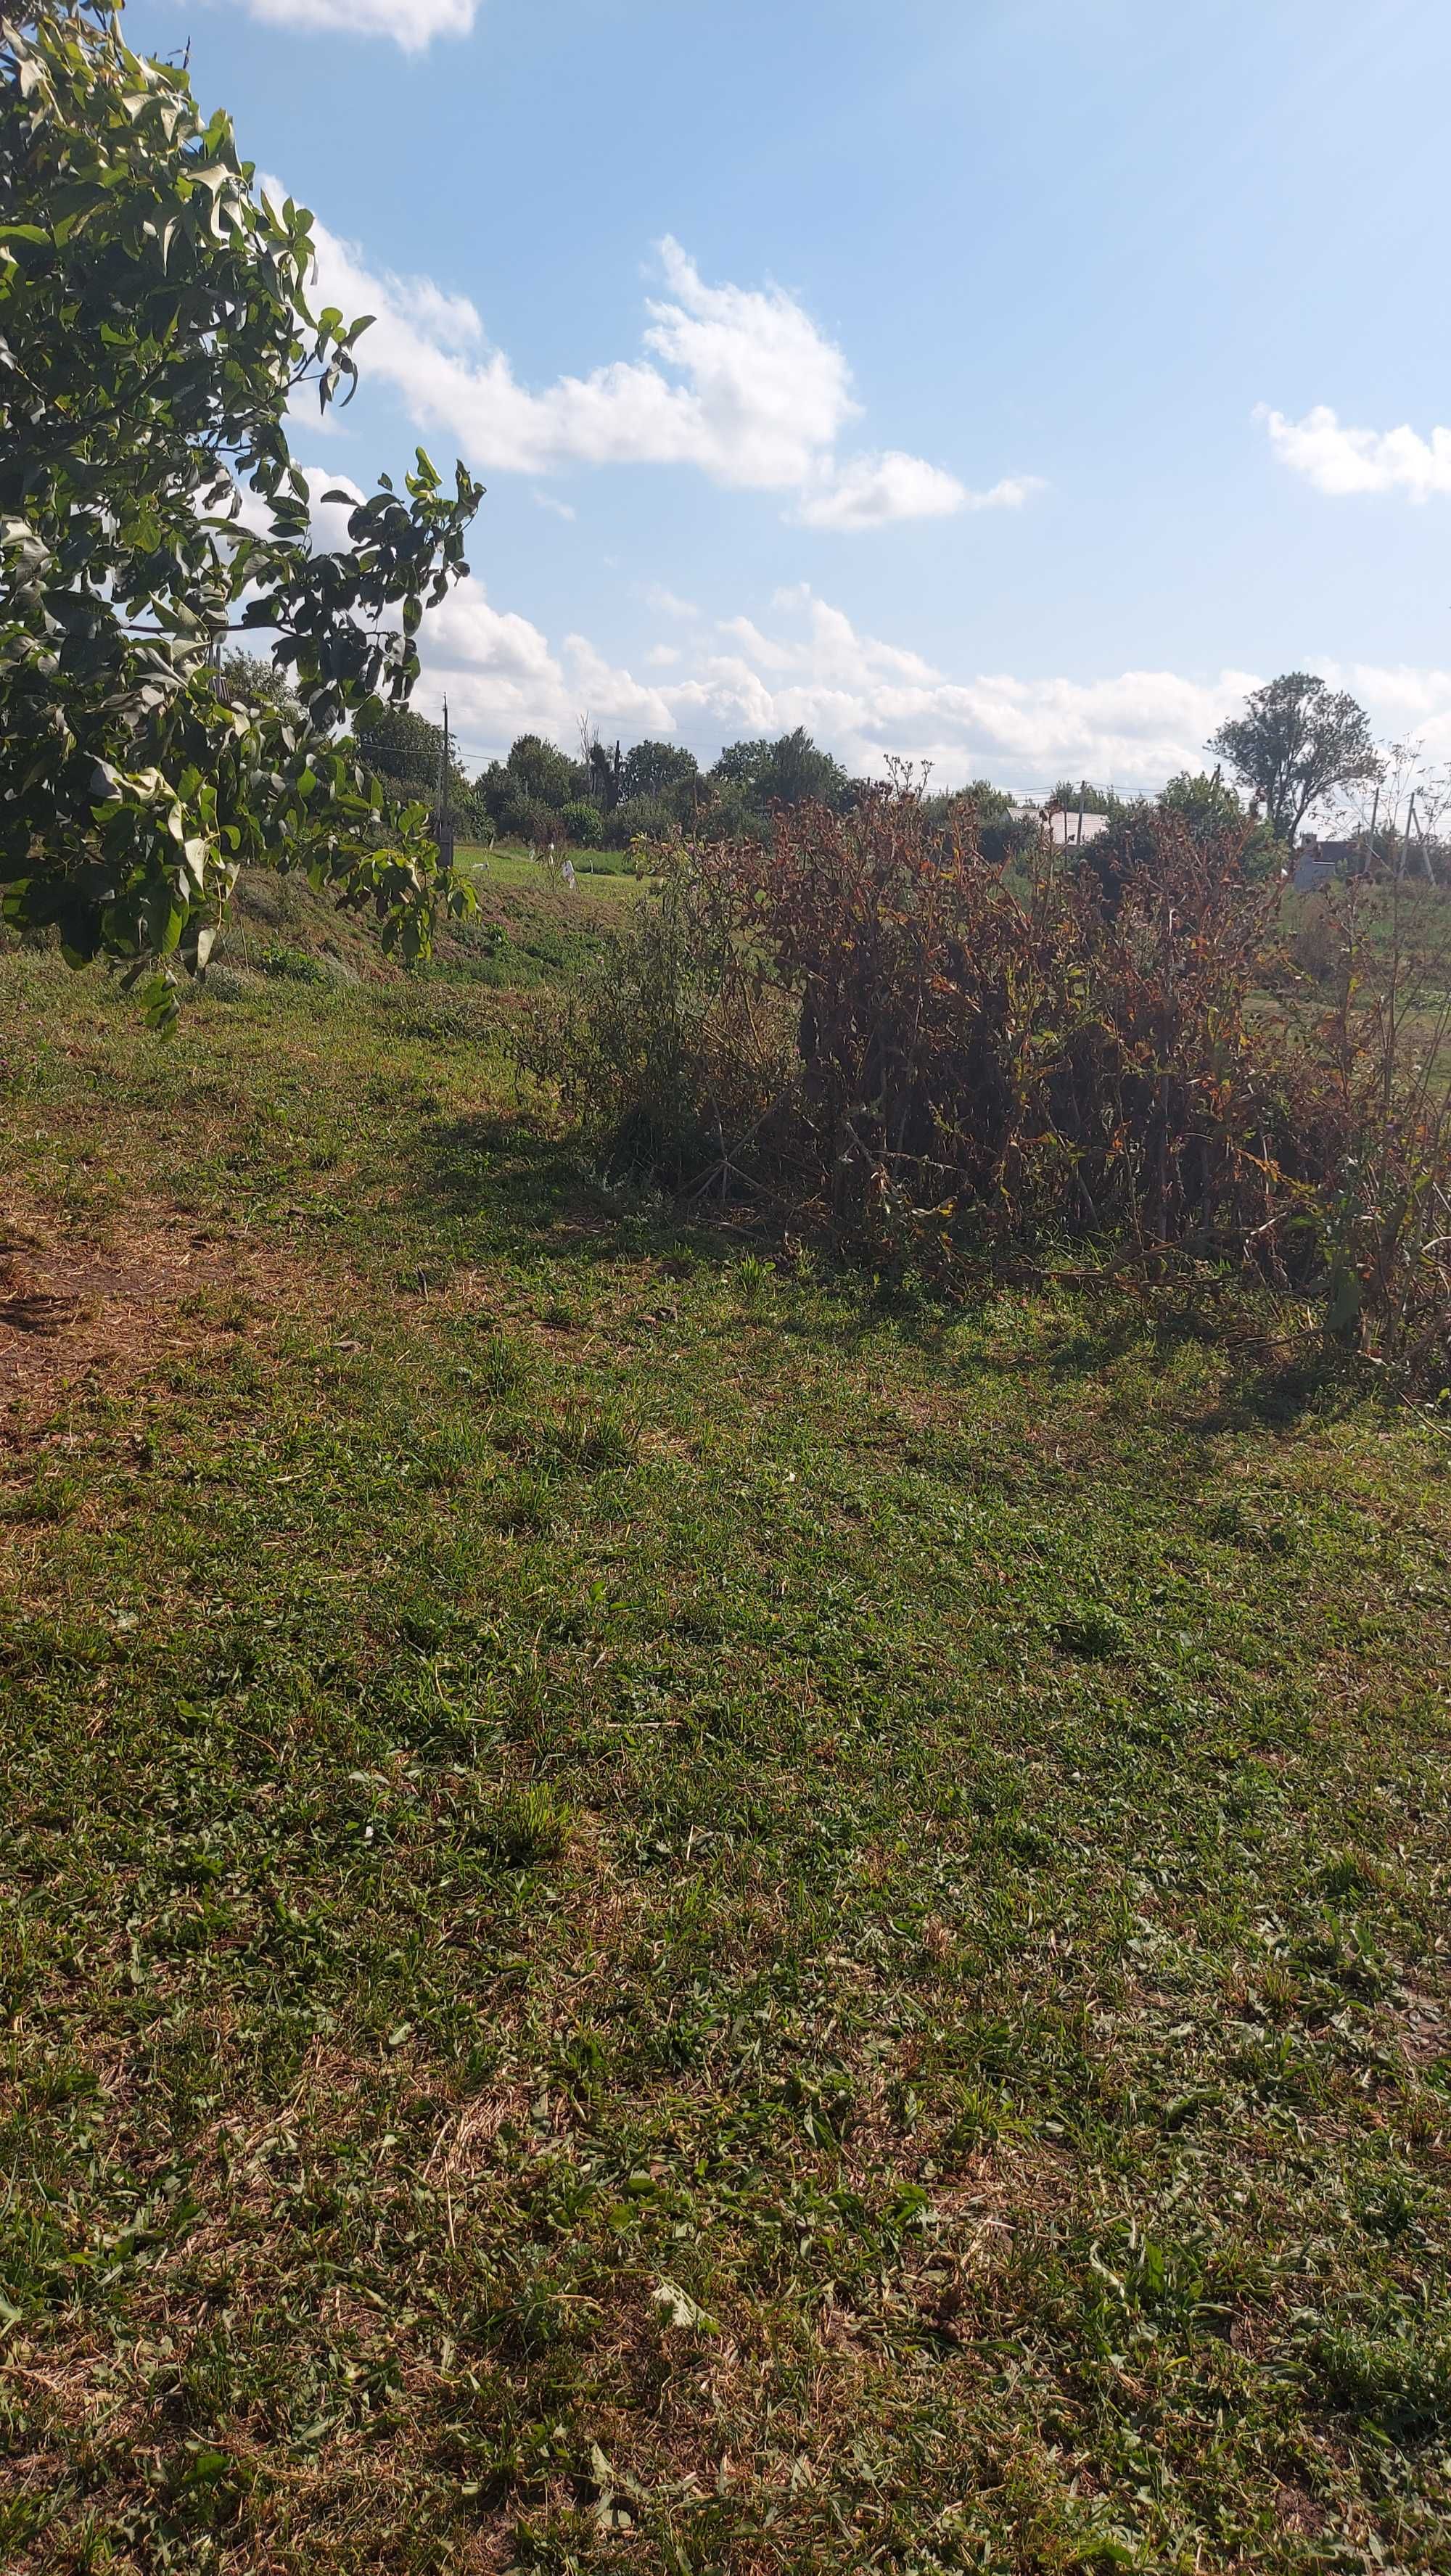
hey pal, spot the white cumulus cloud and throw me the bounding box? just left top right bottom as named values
left=1261, top=403, right=1451, bottom=501
left=800, top=456, right=1040, bottom=533
left=644, top=585, right=702, bottom=620
left=232, top=476, right=1451, bottom=791
left=238, top=0, right=476, bottom=49
left=644, top=596, right=1258, bottom=786
left=413, top=577, right=1273, bottom=789
left=292, top=215, right=1029, bottom=530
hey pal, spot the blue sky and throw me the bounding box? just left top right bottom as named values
left=133, top=0, right=1451, bottom=786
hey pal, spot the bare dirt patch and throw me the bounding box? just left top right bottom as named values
left=0, top=1205, right=305, bottom=1445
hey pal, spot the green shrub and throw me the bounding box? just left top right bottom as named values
left=607, top=791, right=682, bottom=850
left=560, top=799, right=604, bottom=849
left=1051, top=1605, right=1132, bottom=1661
left=517, top=847, right=795, bottom=1187
left=255, top=941, right=328, bottom=984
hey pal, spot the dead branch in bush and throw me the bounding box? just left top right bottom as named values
left=680, top=1074, right=805, bottom=1204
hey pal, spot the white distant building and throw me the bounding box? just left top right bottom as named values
left=1293, top=836, right=1359, bottom=892
left=1292, top=847, right=1337, bottom=893
left=1045, top=806, right=1110, bottom=847
left=1008, top=801, right=1110, bottom=846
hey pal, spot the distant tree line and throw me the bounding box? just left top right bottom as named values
left=467, top=723, right=855, bottom=853
left=211, top=671, right=863, bottom=854
left=223, top=654, right=1431, bottom=878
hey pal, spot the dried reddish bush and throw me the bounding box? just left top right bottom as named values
left=522, top=789, right=1451, bottom=1372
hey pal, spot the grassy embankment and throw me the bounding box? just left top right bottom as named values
left=1, top=865, right=1449, bottom=2573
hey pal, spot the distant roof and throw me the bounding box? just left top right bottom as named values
left=1044, top=807, right=1110, bottom=844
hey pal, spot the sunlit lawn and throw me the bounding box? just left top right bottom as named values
left=1, top=934, right=1448, bottom=2573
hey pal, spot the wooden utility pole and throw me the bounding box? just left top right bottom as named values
left=1406, top=793, right=1435, bottom=882
left=435, top=697, right=455, bottom=868
left=1362, top=783, right=1379, bottom=876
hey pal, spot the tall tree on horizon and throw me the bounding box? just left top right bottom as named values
left=1208, top=675, right=1381, bottom=847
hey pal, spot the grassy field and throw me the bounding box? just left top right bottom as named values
left=459, top=844, right=646, bottom=889
left=1, top=882, right=1450, bottom=2574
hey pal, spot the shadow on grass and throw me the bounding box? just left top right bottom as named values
left=413, top=1112, right=1380, bottom=1431
left=422, top=1111, right=585, bottom=1231
left=412, top=1114, right=982, bottom=1370
left=1027, top=1297, right=1360, bottom=1433
left=1195, top=1349, right=1364, bottom=1434
left=415, top=1111, right=747, bottom=1277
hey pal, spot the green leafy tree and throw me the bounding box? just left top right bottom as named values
left=353, top=705, right=446, bottom=798
left=560, top=797, right=604, bottom=849
left=1208, top=675, right=1381, bottom=847
left=1048, top=779, right=1114, bottom=816
left=0, top=0, right=481, bottom=1024
left=352, top=703, right=476, bottom=831
left=612, top=791, right=684, bottom=848
left=960, top=778, right=1018, bottom=822
left=478, top=734, right=588, bottom=838
left=475, top=762, right=517, bottom=835
left=510, top=735, right=586, bottom=808
left=1154, top=771, right=1278, bottom=881
left=1159, top=770, right=1242, bottom=832
left=620, top=740, right=699, bottom=805
left=710, top=740, right=770, bottom=793
left=217, top=646, right=303, bottom=725
left=585, top=734, right=623, bottom=810
left=921, top=779, right=1019, bottom=830
left=921, top=778, right=1037, bottom=871
left=709, top=728, right=852, bottom=815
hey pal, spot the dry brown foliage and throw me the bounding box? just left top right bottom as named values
left=522, top=787, right=1451, bottom=1375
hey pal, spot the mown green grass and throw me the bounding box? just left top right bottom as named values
left=1, top=934, right=1449, bottom=2575
left=460, top=843, right=646, bottom=889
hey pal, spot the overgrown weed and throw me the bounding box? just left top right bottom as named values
left=522, top=790, right=1451, bottom=1383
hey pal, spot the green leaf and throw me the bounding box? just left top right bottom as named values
left=650, top=2279, right=715, bottom=2333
